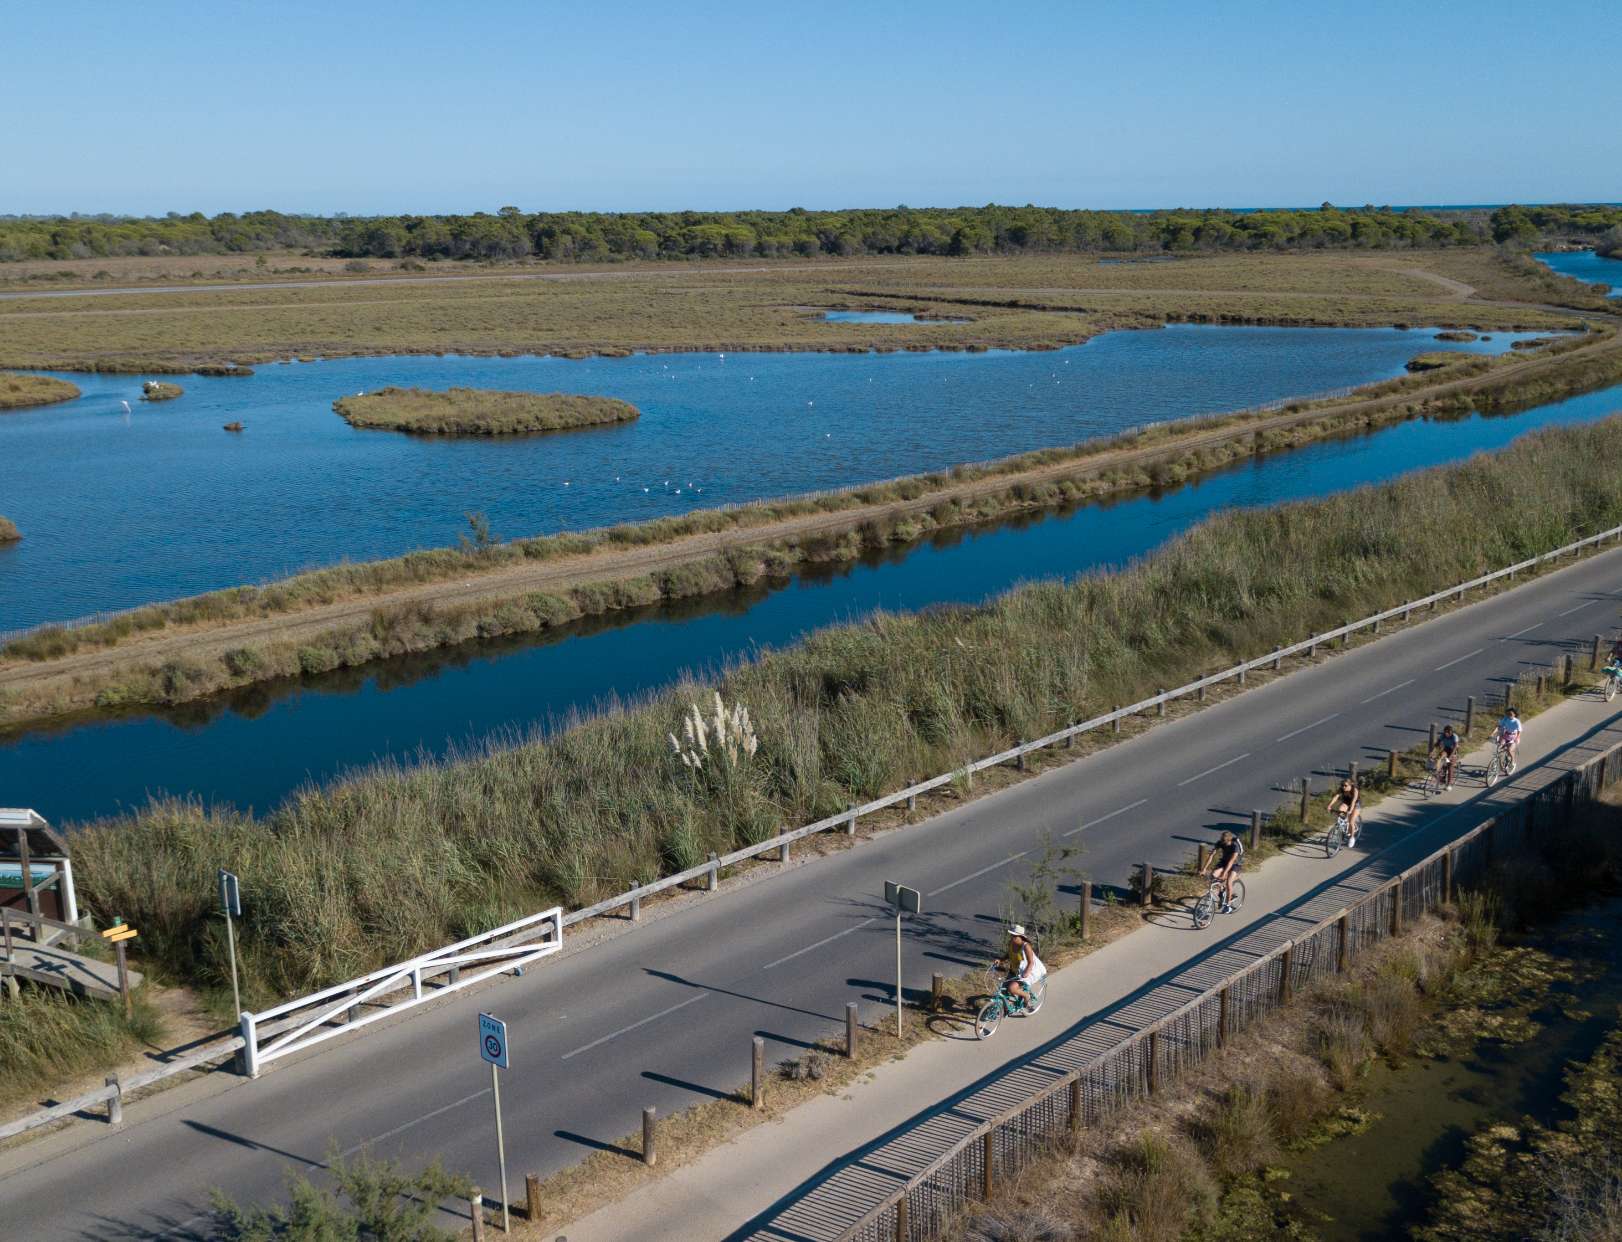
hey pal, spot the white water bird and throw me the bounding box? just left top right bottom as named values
left=120, top=400, right=132, bottom=415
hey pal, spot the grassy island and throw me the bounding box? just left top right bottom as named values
left=333, top=386, right=640, bottom=435
left=0, top=371, right=80, bottom=410
left=140, top=381, right=183, bottom=402
left=0, top=516, right=19, bottom=542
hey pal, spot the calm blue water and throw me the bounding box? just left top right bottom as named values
left=5, top=381, right=1618, bottom=825
left=823, top=310, right=924, bottom=323
left=0, top=326, right=1540, bottom=630
left=1535, top=250, right=1622, bottom=296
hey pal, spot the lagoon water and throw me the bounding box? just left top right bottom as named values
left=0, top=325, right=1539, bottom=630
left=5, top=379, right=1619, bottom=824
left=1535, top=248, right=1622, bottom=295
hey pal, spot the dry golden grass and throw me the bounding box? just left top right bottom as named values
left=0, top=251, right=1587, bottom=373
left=0, top=370, right=79, bottom=409
left=333, top=387, right=639, bottom=435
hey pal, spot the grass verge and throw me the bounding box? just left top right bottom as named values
left=0, top=985, right=164, bottom=1104
left=332, top=387, right=639, bottom=435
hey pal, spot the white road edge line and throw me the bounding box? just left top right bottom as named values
left=1063, top=798, right=1150, bottom=837
left=927, top=852, right=1029, bottom=898
left=1176, top=752, right=1252, bottom=786
left=561, top=992, right=710, bottom=1060
left=1504, top=623, right=1542, bottom=639
left=1434, top=646, right=1485, bottom=672
left=761, top=918, right=876, bottom=971
left=1275, top=714, right=1339, bottom=743
left=1359, top=678, right=1415, bottom=704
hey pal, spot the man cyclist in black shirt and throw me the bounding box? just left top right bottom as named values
left=1199, top=830, right=1244, bottom=915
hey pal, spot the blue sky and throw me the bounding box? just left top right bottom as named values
left=4, top=0, right=1615, bottom=215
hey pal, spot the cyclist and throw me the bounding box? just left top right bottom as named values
left=1003, top=925, right=1046, bottom=1009
left=1327, top=777, right=1362, bottom=850
left=1199, top=830, right=1244, bottom=914
left=1430, top=724, right=1461, bottom=790
left=1493, top=706, right=1523, bottom=772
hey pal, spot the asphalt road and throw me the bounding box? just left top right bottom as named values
left=2, top=544, right=1619, bottom=1240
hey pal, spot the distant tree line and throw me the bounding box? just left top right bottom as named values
left=1489, top=204, right=1622, bottom=245
left=1, top=202, right=1617, bottom=264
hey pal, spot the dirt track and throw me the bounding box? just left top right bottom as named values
left=5, top=327, right=1619, bottom=709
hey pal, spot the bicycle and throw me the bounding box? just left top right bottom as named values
left=1192, top=875, right=1247, bottom=929
left=1325, top=812, right=1349, bottom=858
left=1604, top=666, right=1622, bottom=702
left=1483, top=739, right=1517, bottom=787
left=1422, top=759, right=1444, bottom=798
left=974, top=975, right=1046, bottom=1040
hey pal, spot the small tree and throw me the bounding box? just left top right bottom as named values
left=459, top=510, right=498, bottom=557
left=1003, top=831, right=1086, bottom=948
left=210, top=1145, right=471, bottom=1241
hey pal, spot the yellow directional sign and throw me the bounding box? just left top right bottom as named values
left=101, top=926, right=138, bottom=943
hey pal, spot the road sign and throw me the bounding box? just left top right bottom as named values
left=101, top=925, right=138, bottom=943
left=478, top=1012, right=509, bottom=1069
left=884, top=880, right=922, bottom=914
left=218, top=869, right=242, bottom=917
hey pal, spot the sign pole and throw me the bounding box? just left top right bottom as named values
left=225, top=910, right=241, bottom=1019
left=492, top=1061, right=509, bottom=1234
left=895, top=909, right=903, bottom=1038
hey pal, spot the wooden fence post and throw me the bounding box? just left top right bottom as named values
left=1218, top=986, right=1230, bottom=1046
left=1197, top=682, right=1207, bottom=704
left=778, top=834, right=791, bottom=863
left=907, top=790, right=918, bottom=812
left=1157, top=690, right=1167, bottom=718
left=1443, top=848, right=1454, bottom=905
left=629, top=893, right=641, bottom=922
left=525, top=1174, right=542, bottom=1222
left=1112, top=706, right=1121, bottom=734
left=1078, top=880, right=1092, bottom=942
left=1465, top=695, right=1475, bottom=735
left=1337, top=913, right=1349, bottom=972
left=1349, top=760, right=1358, bottom=787
left=982, top=1131, right=995, bottom=1198
left=1593, top=634, right=1604, bottom=670
left=643, top=1107, right=657, bottom=1166
left=1140, top=862, right=1154, bottom=907
left=470, top=1188, right=485, bottom=1242
left=706, top=853, right=719, bottom=892
left=1250, top=809, right=1262, bottom=850
left=1299, top=777, right=1310, bottom=824
left=1146, top=1031, right=1159, bottom=1095
left=846, top=804, right=858, bottom=834
left=1016, top=744, right=1028, bottom=772
left=752, top=1036, right=765, bottom=1109
left=1387, top=748, right=1398, bottom=779
left=894, top=1196, right=910, bottom=1242
left=105, top=1075, right=122, bottom=1126
left=1429, top=721, right=1437, bottom=753
left=1069, top=1077, right=1083, bottom=1133
left=1196, top=843, right=1210, bottom=874
left=846, top=1002, right=859, bottom=1059
left=1391, top=881, right=1404, bottom=935
left=1279, top=946, right=1293, bottom=1003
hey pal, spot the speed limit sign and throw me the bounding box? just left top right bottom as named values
left=478, top=1012, right=509, bottom=1069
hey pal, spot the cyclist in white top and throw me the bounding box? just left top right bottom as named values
left=1005, top=925, right=1046, bottom=1009
left=1493, top=707, right=1523, bottom=768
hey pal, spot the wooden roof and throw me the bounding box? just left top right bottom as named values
left=0, top=808, right=69, bottom=858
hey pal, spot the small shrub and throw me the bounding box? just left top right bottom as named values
left=1265, top=1069, right=1332, bottom=1146
left=296, top=646, right=340, bottom=676
left=780, top=1049, right=830, bottom=1082
left=223, top=647, right=264, bottom=677
left=1193, top=1083, right=1278, bottom=1180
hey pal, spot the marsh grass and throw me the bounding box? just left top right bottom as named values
left=332, top=386, right=639, bottom=435
left=0, top=370, right=79, bottom=409
left=0, top=985, right=164, bottom=1103
left=63, top=416, right=1622, bottom=1000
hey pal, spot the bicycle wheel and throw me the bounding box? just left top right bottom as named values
left=1423, top=767, right=1441, bottom=797
left=1230, top=879, right=1247, bottom=912
left=975, top=997, right=1004, bottom=1040
left=1485, top=754, right=1502, bottom=787
left=1193, top=891, right=1215, bottom=930
left=1607, top=675, right=1618, bottom=703
left=1326, top=818, right=1344, bottom=858
left=1026, top=978, right=1047, bottom=1015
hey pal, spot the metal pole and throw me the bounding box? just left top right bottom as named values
left=895, top=911, right=903, bottom=1038
left=225, top=912, right=241, bottom=1022
left=491, top=1064, right=509, bottom=1234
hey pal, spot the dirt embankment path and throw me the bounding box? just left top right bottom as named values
left=5, top=328, right=1621, bottom=708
